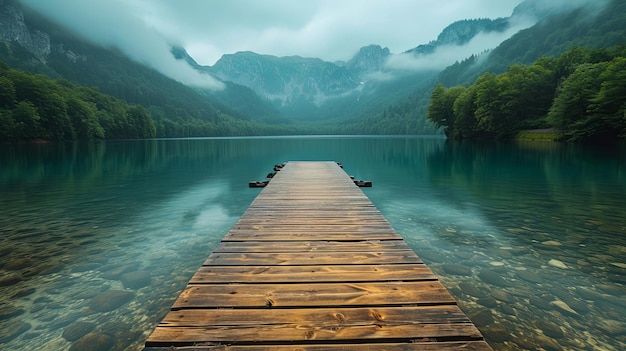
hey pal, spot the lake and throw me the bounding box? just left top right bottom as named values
left=1, top=136, right=625, bottom=350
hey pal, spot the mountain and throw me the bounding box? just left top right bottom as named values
left=390, top=0, right=625, bottom=137
left=207, top=52, right=359, bottom=114
left=437, top=0, right=625, bottom=87
left=407, top=18, right=510, bottom=55
left=185, top=7, right=536, bottom=127
left=345, top=45, right=391, bottom=74
left=171, top=47, right=284, bottom=123
left=0, top=0, right=288, bottom=138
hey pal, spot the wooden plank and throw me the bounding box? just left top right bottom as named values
left=144, top=341, right=493, bottom=350
left=204, top=251, right=422, bottom=266
left=190, top=264, right=436, bottom=283
left=214, top=240, right=412, bottom=252
left=172, top=281, right=455, bottom=308
left=144, top=161, right=491, bottom=350
left=145, top=323, right=484, bottom=344
left=222, top=233, right=403, bottom=242
left=159, top=306, right=470, bottom=326
left=233, top=217, right=390, bottom=225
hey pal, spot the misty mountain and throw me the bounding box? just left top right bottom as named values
left=345, top=45, right=391, bottom=74
left=0, top=0, right=286, bottom=137
left=438, top=0, right=625, bottom=87
left=388, top=0, right=626, bottom=135
left=186, top=15, right=524, bottom=124
left=407, top=18, right=510, bottom=56
left=208, top=51, right=359, bottom=111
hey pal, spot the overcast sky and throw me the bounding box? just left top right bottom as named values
left=21, top=0, right=526, bottom=62
left=19, top=0, right=593, bottom=89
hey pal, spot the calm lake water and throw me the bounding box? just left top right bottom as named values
left=1, top=136, right=625, bottom=350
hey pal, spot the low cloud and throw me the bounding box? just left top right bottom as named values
left=21, top=0, right=224, bottom=90
left=384, top=18, right=534, bottom=72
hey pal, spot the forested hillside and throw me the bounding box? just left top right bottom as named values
left=0, top=61, right=153, bottom=141
left=391, top=0, right=626, bottom=141
left=0, top=61, right=297, bottom=142
left=427, top=46, right=626, bottom=143
left=0, top=0, right=293, bottom=141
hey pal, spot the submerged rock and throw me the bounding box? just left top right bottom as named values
left=536, top=319, right=564, bottom=339
left=482, top=323, right=508, bottom=343
left=120, top=270, right=151, bottom=289
left=88, top=290, right=134, bottom=312
left=548, top=259, right=568, bottom=269
left=469, top=310, right=494, bottom=325
left=542, top=240, right=562, bottom=246
left=478, top=269, right=508, bottom=287
left=0, top=321, right=31, bottom=343
left=534, top=334, right=562, bottom=351
left=596, top=319, right=626, bottom=336
left=69, top=332, right=114, bottom=351
left=441, top=263, right=472, bottom=276
left=491, top=289, right=514, bottom=303
left=517, top=269, right=543, bottom=283
left=0, top=273, right=23, bottom=286
left=458, top=282, right=487, bottom=298
left=62, top=321, right=96, bottom=342
left=550, top=300, right=578, bottom=315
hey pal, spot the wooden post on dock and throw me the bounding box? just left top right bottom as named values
left=144, top=161, right=492, bottom=350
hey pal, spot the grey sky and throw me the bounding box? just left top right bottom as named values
left=21, top=0, right=523, bottom=64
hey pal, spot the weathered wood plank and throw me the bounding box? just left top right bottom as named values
left=222, top=233, right=403, bottom=241
left=145, top=323, right=484, bottom=345
left=159, top=306, right=470, bottom=326
left=214, top=240, right=411, bottom=252
left=204, top=251, right=422, bottom=266
left=234, top=217, right=390, bottom=225
left=172, top=281, right=456, bottom=308
left=144, top=341, right=493, bottom=350
left=190, top=264, right=436, bottom=283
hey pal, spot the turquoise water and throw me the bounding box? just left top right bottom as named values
left=1, top=137, right=625, bottom=350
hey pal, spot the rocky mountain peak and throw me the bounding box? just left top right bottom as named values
left=407, top=18, right=509, bottom=55
left=208, top=51, right=359, bottom=106
left=346, top=44, right=391, bottom=74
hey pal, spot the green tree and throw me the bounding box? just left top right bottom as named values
left=0, top=76, right=16, bottom=109
left=579, top=57, right=626, bottom=141
left=427, top=84, right=464, bottom=137
left=547, top=62, right=607, bottom=130
left=127, top=105, right=156, bottom=138
left=66, top=96, right=105, bottom=139
left=452, top=85, right=477, bottom=139
left=12, top=100, right=41, bottom=139
left=474, top=73, right=504, bottom=136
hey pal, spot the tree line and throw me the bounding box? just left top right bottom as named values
left=0, top=60, right=303, bottom=142
left=0, top=60, right=157, bottom=141
left=426, top=46, right=626, bottom=143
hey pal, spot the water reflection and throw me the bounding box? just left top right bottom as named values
left=1, top=137, right=624, bottom=350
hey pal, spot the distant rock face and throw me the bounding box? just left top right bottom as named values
left=0, top=0, right=86, bottom=63
left=346, top=44, right=391, bottom=74
left=209, top=51, right=360, bottom=107
left=407, top=18, right=509, bottom=55
left=0, top=0, right=51, bottom=60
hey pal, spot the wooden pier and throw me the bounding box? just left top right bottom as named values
left=144, top=161, right=492, bottom=350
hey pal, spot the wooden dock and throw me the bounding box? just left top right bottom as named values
left=144, top=161, right=492, bottom=350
